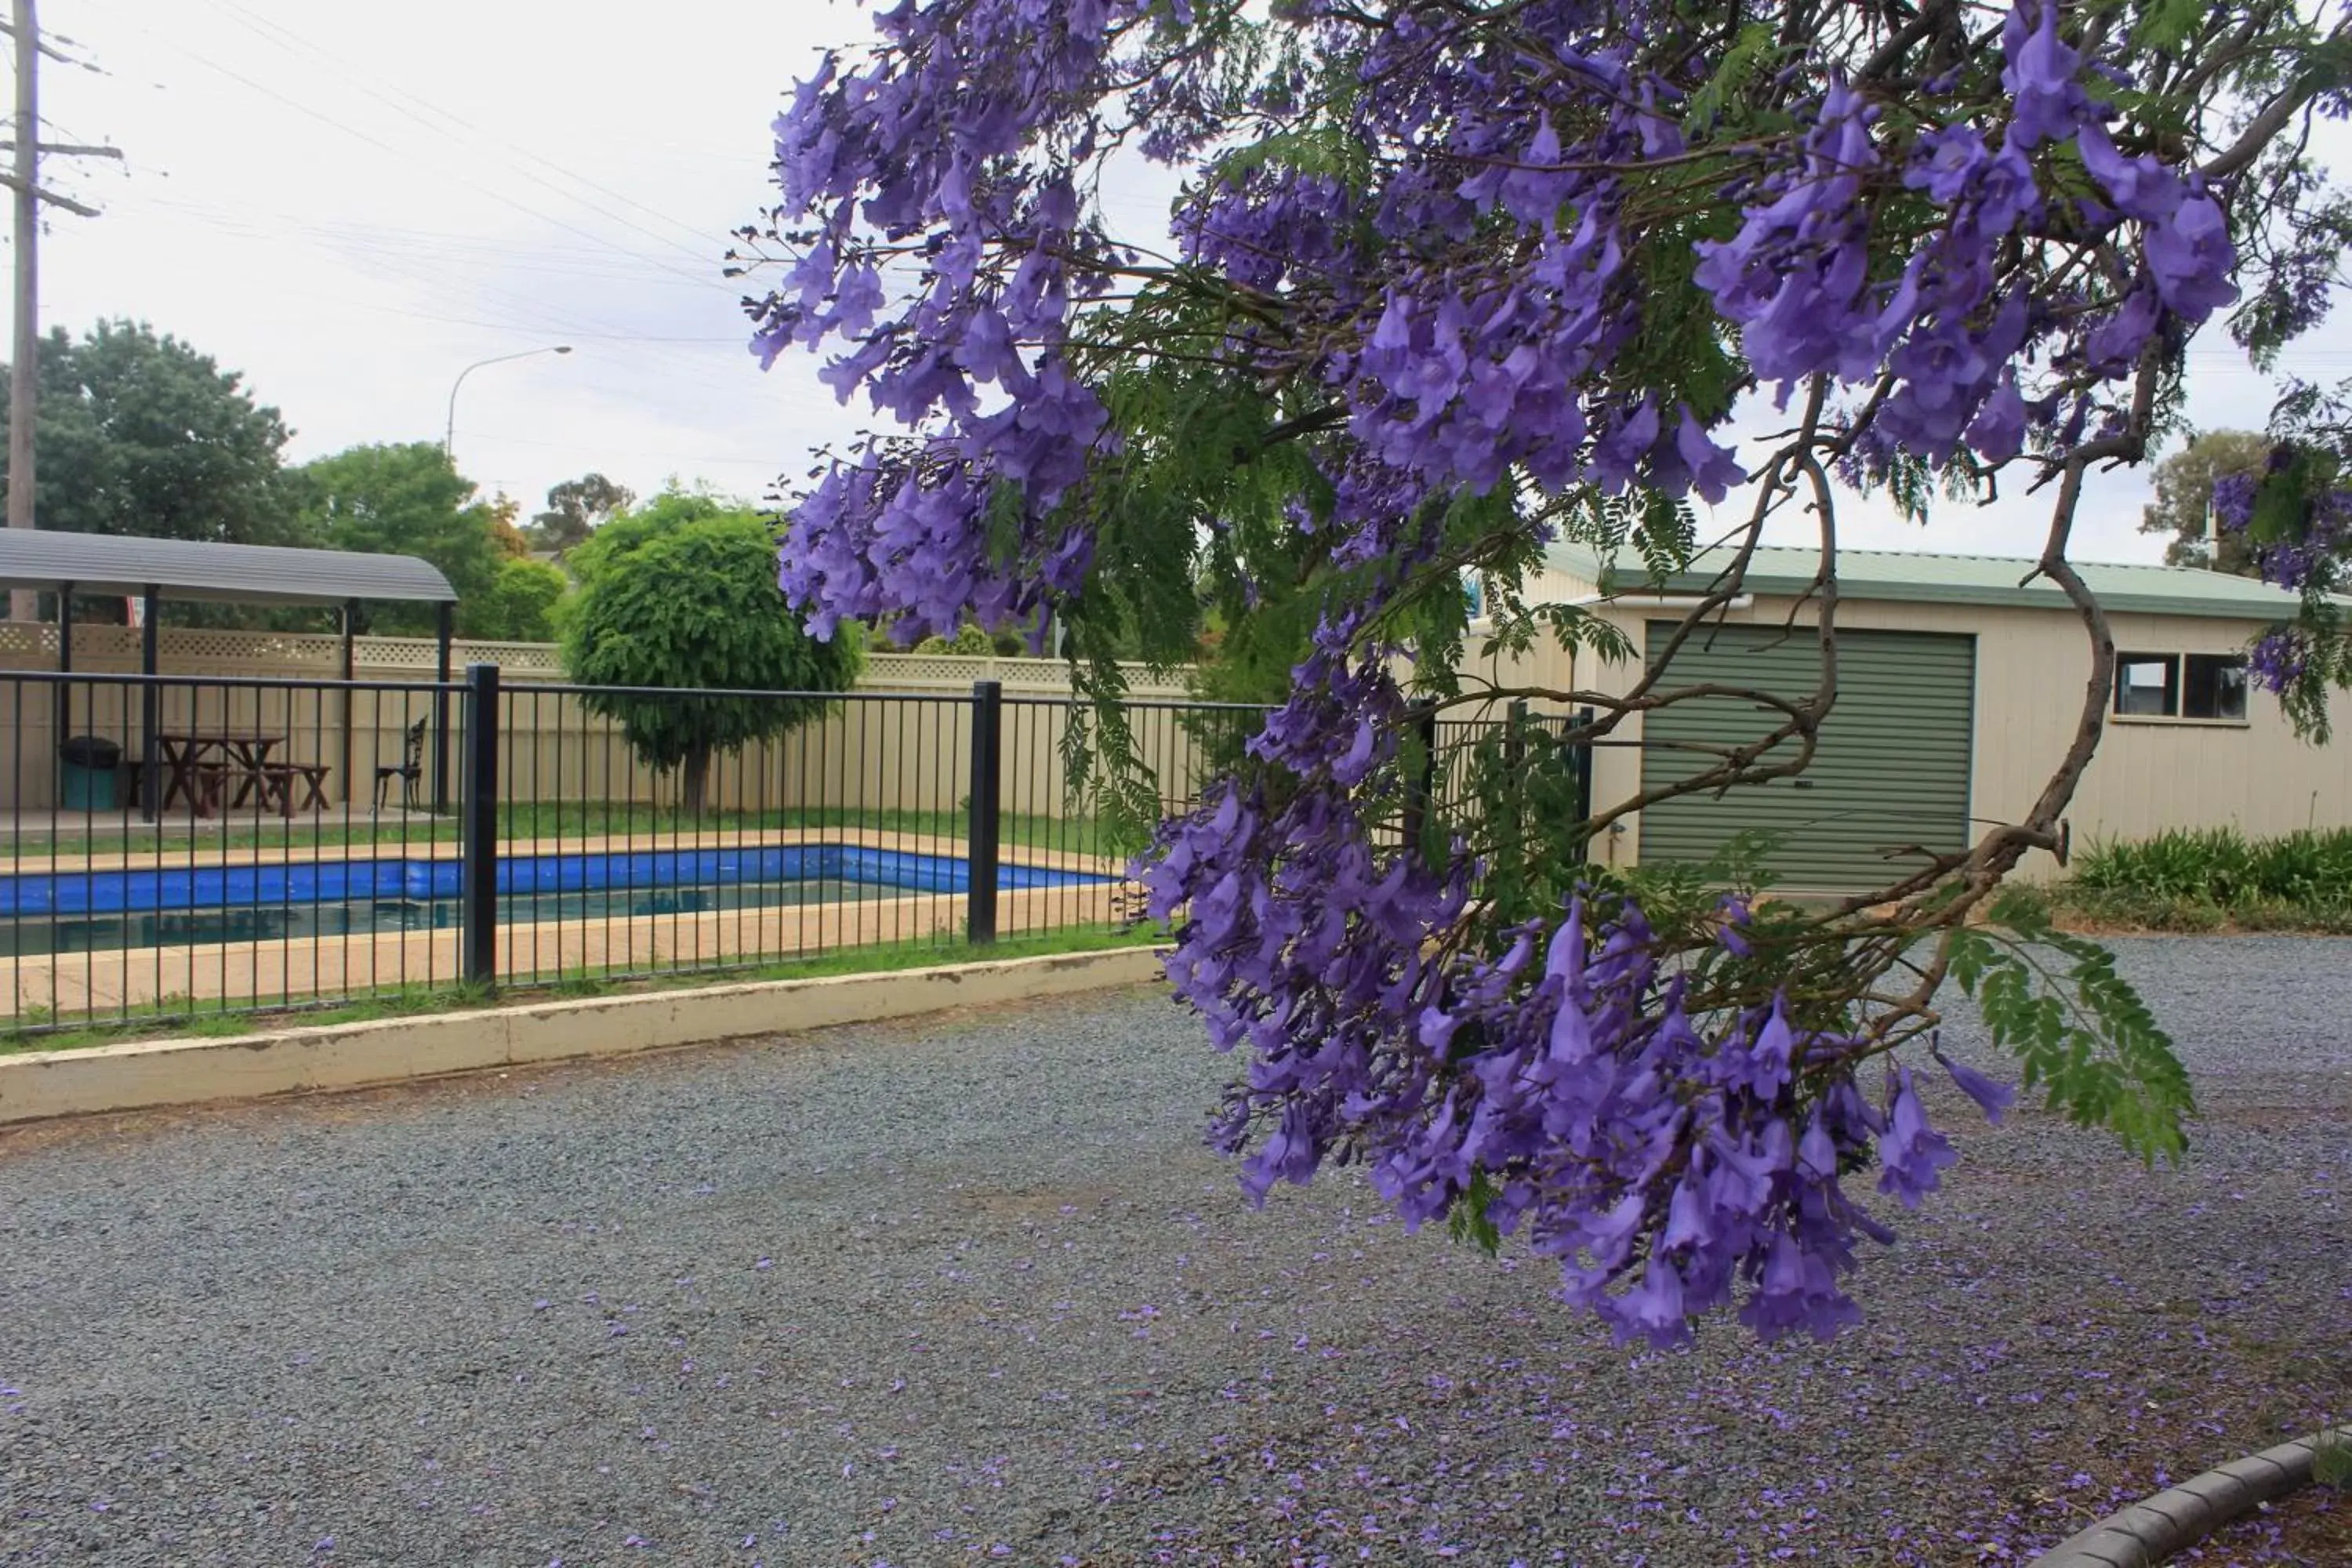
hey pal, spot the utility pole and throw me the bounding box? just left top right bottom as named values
left=2, top=0, right=119, bottom=622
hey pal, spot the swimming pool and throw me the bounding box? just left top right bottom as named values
left=0, top=844, right=1113, bottom=957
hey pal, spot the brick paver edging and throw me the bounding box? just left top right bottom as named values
left=2028, top=1426, right=2349, bottom=1568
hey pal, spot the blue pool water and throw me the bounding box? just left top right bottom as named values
left=0, top=844, right=1112, bottom=957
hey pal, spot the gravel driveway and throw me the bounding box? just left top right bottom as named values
left=2, top=938, right=2347, bottom=1567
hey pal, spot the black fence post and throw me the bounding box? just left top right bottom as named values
left=433, top=601, right=455, bottom=814
left=1570, top=703, right=1596, bottom=857
left=967, top=679, right=1003, bottom=946
left=1399, top=705, right=1440, bottom=858
left=139, top=589, right=161, bottom=821
left=459, top=662, right=501, bottom=992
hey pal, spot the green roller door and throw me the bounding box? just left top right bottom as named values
left=1637, top=622, right=1975, bottom=894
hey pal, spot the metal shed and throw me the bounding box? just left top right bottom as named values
left=0, top=531, right=461, bottom=818
left=1479, top=544, right=2347, bottom=891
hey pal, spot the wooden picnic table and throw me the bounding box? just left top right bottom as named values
left=152, top=732, right=330, bottom=818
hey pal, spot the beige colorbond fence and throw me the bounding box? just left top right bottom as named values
left=0, top=623, right=1196, bottom=815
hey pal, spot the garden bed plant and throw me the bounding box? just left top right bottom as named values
left=2053, top=828, right=2352, bottom=934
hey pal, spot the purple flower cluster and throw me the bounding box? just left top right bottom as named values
left=754, top=0, right=2237, bottom=1339
left=2249, top=628, right=2310, bottom=693
left=1146, top=783, right=2002, bottom=1345
left=762, top=0, right=2247, bottom=644
left=2211, top=461, right=2352, bottom=600
left=755, top=0, right=1156, bottom=641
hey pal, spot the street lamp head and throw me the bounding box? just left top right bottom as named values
left=445, top=344, right=579, bottom=456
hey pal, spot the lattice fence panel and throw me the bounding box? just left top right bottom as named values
left=863, top=652, right=1192, bottom=695
left=0, top=623, right=1189, bottom=694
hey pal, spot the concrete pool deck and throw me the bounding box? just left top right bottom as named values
left=4, top=878, right=1143, bottom=1014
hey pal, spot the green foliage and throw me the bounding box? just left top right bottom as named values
left=2131, top=0, right=2209, bottom=51
left=1945, top=894, right=2195, bottom=1164
left=1446, top=1167, right=1505, bottom=1257
left=474, top=556, right=568, bottom=642
left=2, top=319, right=296, bottom=546
left=2136, top=430, right=2271, bottom=572
left=1684, top=21, right=1785, bottom=136
left=2315, top=1429, right=2352, bottom=1489
left=562, top=489, right=862, bottom=808
left=291, top=441, right=529, bottom=637
left=913, top=622, right=1000, bottom=655
left=2064, top=826, right=2352, bottom=927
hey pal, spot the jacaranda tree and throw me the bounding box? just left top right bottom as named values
left=746, top=0, right=2352, bottom=1345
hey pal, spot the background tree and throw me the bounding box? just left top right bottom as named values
left=291, top=442, right=536, bottom=637
left=562, top=489, right=860, bottom=809
left=529, top=472, right=634, bottom=555
left=473, top=557, right=569, bottom=642
left=2137, top=430, right=2273, bottom=572
left=756, top=0, right=2352, bottom=1345
left=0, top=319, right=294, bottom=545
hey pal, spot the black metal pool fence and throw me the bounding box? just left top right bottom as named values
left=0, top=668, right=1590, bottom=1032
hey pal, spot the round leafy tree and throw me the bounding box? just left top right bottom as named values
left=562, top=492, right=861, bottom=810
left=747, top=0, right=2352, bottom=1345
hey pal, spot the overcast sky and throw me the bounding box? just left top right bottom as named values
left=31, top=0, right=2352, bottom=562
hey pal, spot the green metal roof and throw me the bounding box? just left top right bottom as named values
left=1549, top=543, right=2305, bottom=622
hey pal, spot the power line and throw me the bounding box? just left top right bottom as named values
left=199, top=0, right=725, bottom=266
left=107, top=16, right=728, bottom=294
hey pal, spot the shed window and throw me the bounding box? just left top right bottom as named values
left=2113, top=652, right=2249, bottom=722
left=2116, top=654, right=2178, bottom=717
left=2184, top=654, right=2249, bottom=720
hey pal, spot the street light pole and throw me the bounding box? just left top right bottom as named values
left=444, top=345, right=572, bottom=457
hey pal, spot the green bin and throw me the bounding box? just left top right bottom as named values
left=59, top=735, right=122, bottom=811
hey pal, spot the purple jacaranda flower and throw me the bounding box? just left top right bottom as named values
left=1797, top=1108, right=1840, bottom=1180
left=1716, top=895, right=1754, bottom=956
left=1969, top=143, right=2040, bottom=236
left=2249, top=629, right=2308, bottom=692
left=1878, top=1066, right=1958, bottom=1207
left=2075, top=121, right=2183, bottom=223
left=1498, top=118, right=1570, bottom=227
left=2212, top=471, right=2260, bottom=532
left=1967, top=372, right=2029, bottom=464
left=1933, top=1047, right=2016, bottom=1123
left=1330, top=715, right=1379, bottom=786
left=1744, top=996, right=1796, bottom=1099
left=1589, top=399, right=1660, bottom=493
left=1610, top=1254, right=1689, bottom=1349
left=1672, top=407, right=1747, bottom=505
left=2085, top=286, right=2161, bottom=372
left=2001, top=0, right=2088, bottom=151
left=2146, top=195, right=2240, bottom=319
left=1906, top=125, right=1987, bottom=205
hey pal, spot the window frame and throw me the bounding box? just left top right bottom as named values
left=2113, top=652, right=2180, bottom=719
left=2182, top=652, right=2249, bottom=723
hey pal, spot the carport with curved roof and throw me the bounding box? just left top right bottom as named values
left=0, top=531, right=461, bottom=818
